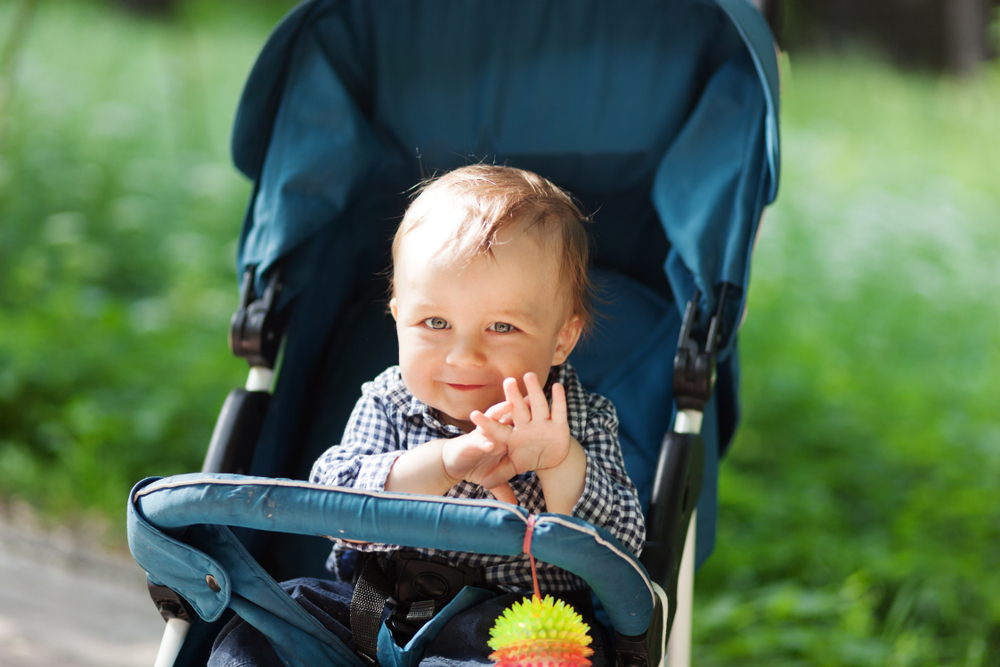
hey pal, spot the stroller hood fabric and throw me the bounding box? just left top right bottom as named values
left=231, top=0, right=779, bottom=354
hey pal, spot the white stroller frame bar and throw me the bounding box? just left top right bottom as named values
left=665, top=408, right=704, bottom=667
left=153, top=618, right=190, bottom=667
left=151, top=365, right=273, bottom=667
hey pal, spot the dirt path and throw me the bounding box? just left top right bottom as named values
left=0, top=516, right=163, bottom=667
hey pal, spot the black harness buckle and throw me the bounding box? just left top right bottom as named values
left=389, top=550, right=484, bottom=605
left=349, top=550, right=486, bottom=657
left=384, top=550, right=484, bottom=642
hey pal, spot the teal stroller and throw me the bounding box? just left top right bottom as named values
left=127, top=0, right=780, bottom=665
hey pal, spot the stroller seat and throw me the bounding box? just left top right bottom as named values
left=128, top=0, right=780, bottom=665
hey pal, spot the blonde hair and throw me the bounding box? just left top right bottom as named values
left=391, top=164, right=594, bottom=331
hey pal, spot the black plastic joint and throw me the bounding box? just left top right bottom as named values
left=146, top=577, right=194, bottom=623
left=672, top=285, right=728, bottom=412
left=614, top=632, right=650, bottom=667
left=229, top=265, right=282, bottom=369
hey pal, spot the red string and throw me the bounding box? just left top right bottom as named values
left=523, top=514, right=541, bottom=600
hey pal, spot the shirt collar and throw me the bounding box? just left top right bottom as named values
left=396, top=386, right=464, bottom=436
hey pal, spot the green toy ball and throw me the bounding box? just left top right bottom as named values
left=488, top=595, right=594, bottom=667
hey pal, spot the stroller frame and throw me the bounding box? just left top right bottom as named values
left=129, top=1, right=780, bottom=665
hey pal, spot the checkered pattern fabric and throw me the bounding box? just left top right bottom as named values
left=310, top=363, right=645, bottom=594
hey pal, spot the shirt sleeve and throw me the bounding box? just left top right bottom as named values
left=570, top=395, right=646, bottom=559
left=311, top=378, right=409, bottom=562
left=309, top=379, right=406, bottom=492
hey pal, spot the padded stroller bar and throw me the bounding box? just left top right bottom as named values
left=128, top=474, right=656, bottom=637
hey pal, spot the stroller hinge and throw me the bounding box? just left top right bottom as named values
left=146, top=576, right=194, bottom=623
left=673, top=284, right=728, bottom=413
left=615, top=632, right=653, bottom=667
left=229, top=265, right=283, bottom=369
left=615, top=580, right=665, bottom=667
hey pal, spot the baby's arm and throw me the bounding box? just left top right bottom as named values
left=535, top=433, right=588, bottom=515
left=384, top=422, right=517, bottom=504
left=310, top=383, right=405, bottom=490
left=311, top=372, right=517, bottom=504
left=567, top=399, right=645, bottom=557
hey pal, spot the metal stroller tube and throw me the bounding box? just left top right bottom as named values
left=639, top=288, right=728, bottom=667
left=148, top=266, right=286, bottom=667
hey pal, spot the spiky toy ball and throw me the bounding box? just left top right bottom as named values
left=488, top=595, right=593, bottom=667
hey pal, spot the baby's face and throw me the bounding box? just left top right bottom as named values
left=390, top=219, right=582, bottom=432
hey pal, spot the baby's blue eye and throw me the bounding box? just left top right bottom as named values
left=489, top=322, right=514, bottom=334
left=423, top=317, right=449, bottom=330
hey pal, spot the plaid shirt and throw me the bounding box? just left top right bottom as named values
left=310, top=363, right=645, bottom=593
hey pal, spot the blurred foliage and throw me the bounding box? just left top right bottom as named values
left=693, top=54, right=1000, bottom=665
left=777, top=0, right=1000, bottom=74
left=0, top=0, right=295, bottom=523
left=1, top=1, right=998, bottom=664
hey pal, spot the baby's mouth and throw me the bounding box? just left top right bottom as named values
left=445, top=383, right=486, bottom=391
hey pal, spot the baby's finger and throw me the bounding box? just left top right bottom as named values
left=484, top=401, right=513, bottom=422
left=470, top=410, right=512, bottom=443
left=550, top=382, right=568, bottom=425
left=523, top=372, right=549, bottom=420
left=487, top=482, right=517, bottom=506
left=504, top=377, right=531, bottom=424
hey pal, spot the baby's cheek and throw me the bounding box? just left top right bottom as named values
left=397, top=364, right=431, bottom=403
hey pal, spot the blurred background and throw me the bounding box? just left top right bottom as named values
left=0, top=0, right=997, bottom=664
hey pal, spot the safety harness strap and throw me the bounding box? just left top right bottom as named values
left=350, top=556, right=392, bottom=665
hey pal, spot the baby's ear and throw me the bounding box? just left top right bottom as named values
left=551, top=314, right=583, bottom=366
left=389, top=298, right=398, bottom=321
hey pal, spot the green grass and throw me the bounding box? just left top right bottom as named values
left=1, top=3, right=998, bottom=663
left=692, top=55, right=1000, bottom=665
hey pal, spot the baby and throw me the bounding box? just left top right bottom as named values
left=210, top=165, right=644, bottom=666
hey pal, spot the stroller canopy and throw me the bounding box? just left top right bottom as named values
left=232, top=0, right=778, bottom=342
left=225, top=0, right=779, bottom=571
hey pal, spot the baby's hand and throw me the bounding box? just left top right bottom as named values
left=440, top=429, right=517, bottom=504
left=470, top=372, right=571, bottom=475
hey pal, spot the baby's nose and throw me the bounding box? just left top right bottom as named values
left=446, top=335, right=486, bottom=367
